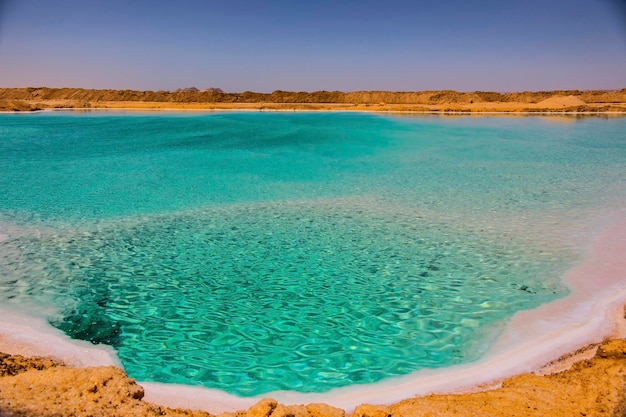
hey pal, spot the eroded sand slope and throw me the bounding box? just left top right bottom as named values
left=0, top=338, right=624, bottom=417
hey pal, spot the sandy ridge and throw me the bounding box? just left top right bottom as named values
left=1, top=88, right=626, bottom=113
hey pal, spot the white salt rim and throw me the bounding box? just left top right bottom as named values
left=0, top=305, right=119, bottom=368
left=1, top=212, right=625, bottom=413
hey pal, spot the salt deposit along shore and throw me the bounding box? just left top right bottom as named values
left=0, top=211, right=625, bottom=416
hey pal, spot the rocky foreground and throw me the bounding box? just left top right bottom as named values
left=0, top=338, right=624, bottom=417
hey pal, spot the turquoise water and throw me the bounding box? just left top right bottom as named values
left=0, top=112, right=625, bottom=395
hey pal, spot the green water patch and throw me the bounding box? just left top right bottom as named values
left=0, top=112, right=400, bottom=221
left=1, top=199, right=569, bottom=395
left=1, top=112, right=624, bottom=223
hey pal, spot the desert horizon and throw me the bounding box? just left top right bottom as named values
left=1, top=86, right=626, bottom=113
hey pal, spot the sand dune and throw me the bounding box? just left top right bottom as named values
left=537, top=95, right=587, bottom=107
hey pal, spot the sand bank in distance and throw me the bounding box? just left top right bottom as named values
left=0, top=87, right=625, bottom=113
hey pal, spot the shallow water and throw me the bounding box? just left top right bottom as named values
left=0, top=112, right=624, bottom=396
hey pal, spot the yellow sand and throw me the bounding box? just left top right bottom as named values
left=1, top=87, right=625, bottom=113
left=0, top=337, right=625, bottom=417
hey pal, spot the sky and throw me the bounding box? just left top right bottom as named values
left=0, top=0, right=625, bottom=92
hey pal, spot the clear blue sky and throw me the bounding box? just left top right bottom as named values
left=1, top=0, right=625, bottom=92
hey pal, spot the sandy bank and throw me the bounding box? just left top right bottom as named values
left=1, top=330, right=625, bottom=416
left=1, top=87, right=626, bottom=113
left=5, top=99, right=626, bottom=114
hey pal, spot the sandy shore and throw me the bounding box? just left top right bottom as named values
left=8, top=98, right=626, bottom=114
